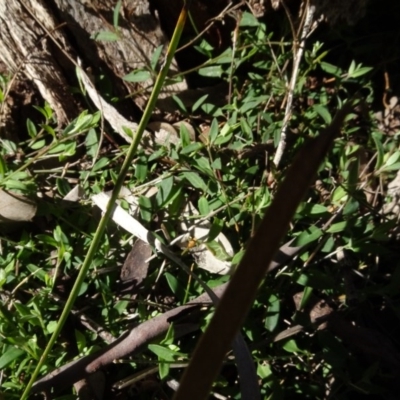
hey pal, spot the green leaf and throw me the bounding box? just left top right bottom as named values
left=85, top=128, right=99, bottom=158
left=33, top=102, right=53, bottom=120
left=0, top=154, right=6, bottom=179
left=47, top=321, right=58, bottom=334
left=42, top=124, right=56, bottom=137
left=313, top=104, right=332, bottom=124
left=198, top=65, right=223, bottom=78
left=293, top=226, right=322, bottom=246
left=207, top=218, right=223, bottom=242
left=49, top=142, right=67, bottom=156
left=93, top=30, right=120, bottom=42
left=3, top=179, right=31, bottom=191
left=149, top=147, right=167, bottom=162
left=240, top=118, right=253, bottom=139
left=59, top=141, right=77, bottom=158
left=179, top=123, right=191, bottom=147
left=77, top=282, right=88, bottom=296
left=380, top=161, right=400, bottom=172
left=26, top=118, right=37, bottom=137
left=92, top=157, right=110, bottom=172
left=180, top=142, right=203, bottom=155
left=135, top=157, right=148, bottom=182
left=332, top=186, right=347, bottom=203
left=384, top=151, right=400, bottom=168
left=156, top=176, right=174, bottom=206
left=182, top=171, right=207, bottom=192
left=372, top=131, right=384, bottom=170
left=194, top=157, right=213, bottom=175
left=198, top=196, right=209, bottom=215
left=192, top=94, right=209, bottom=112
left=138, top=195, right=152, bottom=224
left=209, top=118, right=219, bottom=145
left=2, top=139, right=17, bottom=154
left=211, top=158, right=222, bottom=170
left=257, top=363, right=273, bottom=379
left=122, top=126, right=134, bottom=139
left=194, top=39, right=214, bottom=57
left=213, top=131, right=233, bottom=146
left=298, top=203, right=328, bottom=216
left=297, top=270, right=334, bottom=289
left=345, top=157, right=359, bottom=191
left=113, top=300, right=129, bottom=315
left=151, top=45, right=164, bottom=71
left=0, top=268, right=6, bottom=288
left=56, top=178, right=71, bottom=197
left=320, top=61, right=342, bottom=77
left=167, top=184, right=184, bottom=215
left=215, top=48, right=234, bottom=64
left=160, top=324, right=175, bottom=346
left=75, top=329, right=87, bottom=353
left=113, top=0, right=122, bottom=28
left=240, top=11, right=259, bottom=27
left=264, top=294, right=280, bottom=332
left=0, top=346, right=25, bottom=369
left=63, top=112, right=99, bottom=135
left=205, top=240, right=231, bottom=261
left=123, top=70, right=151, bottom=83
left=197, top=39, right=213, bottom=52
left=165, top=271, right=180, bottom=295
left=36, top=234, right=58, bottom=247
left=283, top=339, right=303, bottom=354
left=43, top=102, right=53, bottom=120
left=347, top=60, right=356, bottom=77
left=201, top=103, right=223, bottom=117
left=159, top=362, right=170, bottom=380
left=349, top=66, right=372, bottom=78
left=297, top=286, right=313, bottom=310
left=14, top=302, right=30, bottom=318
left=347, top=61, right=372, bottom=78
left=326, top=221, right=347, bottom=233
left=29, top=139, right=46, bottom=150
left=240, top=96, right=268, bottom=114
left=5, top=171, right=29, bottom=181
left=54, top=225, right=68, bottom=245
left=172, top=95, right=188, bottom=113
left=343, top=198, right=359, bottom=215
left=148, top=344, right=181, bottom=362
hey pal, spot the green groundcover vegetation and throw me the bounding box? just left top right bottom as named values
left=1, top=1, right=400, bottom=399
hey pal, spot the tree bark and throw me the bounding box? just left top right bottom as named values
left=0, top=0, right=186, bottom=129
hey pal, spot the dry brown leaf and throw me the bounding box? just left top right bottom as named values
left=0, top=189, right=37, bottom=224
left=119, top=239, right=152, bottom=297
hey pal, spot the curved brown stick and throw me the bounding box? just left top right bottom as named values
left=32, top=284, right=225, bottom=394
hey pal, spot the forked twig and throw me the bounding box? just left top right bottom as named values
left=273, top=1, right=317, bottom=168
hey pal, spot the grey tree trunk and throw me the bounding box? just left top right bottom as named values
left=0, top=0, right=186, bottom=128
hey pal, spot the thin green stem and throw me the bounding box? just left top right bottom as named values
left=20, top=3, right=190, bottom=399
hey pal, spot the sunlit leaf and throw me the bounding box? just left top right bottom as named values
left=93, top=30, right=120, bottom=41
left=123, top=70, right=151, bottom=83
left=0, top=347, right=24, bottom=369
left=264, top=294, right=280, bottom=332
left=182, top=171, right=207, bottom=192
left=198, top=65, right=223, bottom=78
